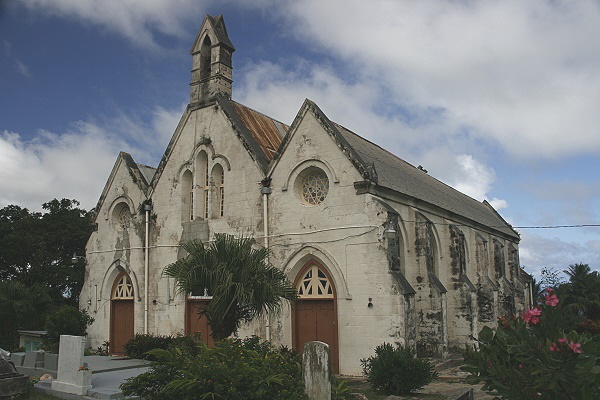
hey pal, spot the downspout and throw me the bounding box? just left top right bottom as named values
left=143, top=200, right=153, bottom=335
left=260, top=178, right=272, bottom=341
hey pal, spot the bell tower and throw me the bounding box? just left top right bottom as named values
left=190, top=15, right=235, bottom=103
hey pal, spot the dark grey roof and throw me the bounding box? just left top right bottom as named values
left=137, top=164, right=156, bottom=186
left=333, top=123, right=519, bottom=239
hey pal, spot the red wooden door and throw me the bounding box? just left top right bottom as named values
left=295, top=299, right=338, bottom=373
left=186, top=299, right=214, bottom=347
left=111, top=299, right=134, bottom=354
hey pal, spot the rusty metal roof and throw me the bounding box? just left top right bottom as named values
left=231, top=101, right=287, bottom=161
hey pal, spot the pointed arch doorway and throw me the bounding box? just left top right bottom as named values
left=110, top=273, right=135, bottom=354
left=293, top=261, right=339, bottom=373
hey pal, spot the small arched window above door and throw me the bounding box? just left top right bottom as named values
left=297, top=264, right=334, bottom=299
left=112, top=273, right=134, bottom=299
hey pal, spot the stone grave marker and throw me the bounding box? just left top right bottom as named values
left=51, top=335, right=92, bottom=395
left=302, top=341, right=331, bottom=400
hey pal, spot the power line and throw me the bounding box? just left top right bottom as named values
left=511, top=224, right=600, bottom=229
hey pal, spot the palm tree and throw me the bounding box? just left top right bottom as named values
left=560, top=263, right=600, bottom=321
left=164, top=234, right=297, bottom=341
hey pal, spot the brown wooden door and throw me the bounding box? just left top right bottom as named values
left=185, top=299, right=214, bottom=347
left=295, top=299, right=338, bottom=373
left=111, top=299, right=134, bottom=354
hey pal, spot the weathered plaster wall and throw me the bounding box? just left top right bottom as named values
left=147, top=103, right=267, bottom=337
left=81, top=159, right=148, bottom=348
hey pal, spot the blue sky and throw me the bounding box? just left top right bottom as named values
left=1, top=0, right=599, bottom=279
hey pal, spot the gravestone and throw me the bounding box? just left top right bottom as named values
left=51, top=335, right=92, bottom=395
left=302, top=341, right=331, bottom=400
left=0, top=359, right=28, bottom=398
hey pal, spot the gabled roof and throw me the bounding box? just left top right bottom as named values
left=148, top=96, right=287, bottom=190
left=137, top=163, right=156, bottom=186
left=92, top=152, right=150, bottom=221
left=271, top=99, right=519, bottom=240
left=191, top=14, right=235, bottom=53
left=217, top=97, right=287, bottom=173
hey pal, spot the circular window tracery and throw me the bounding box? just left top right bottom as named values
left=301, top=170, right=329, bottom=205
left=118, top=207, right=131, bottom=230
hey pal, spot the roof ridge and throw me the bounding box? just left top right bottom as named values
left=332, top=122, right=418, bottom=171
left=333, top=122, right=494, bottom=208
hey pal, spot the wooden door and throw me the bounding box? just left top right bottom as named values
left=185, top=299, right=214, bottom=347
left=111, top=299, right=134, bottom=354
left=295, top=299, right=338, bottom=373
left=293, top=261, right=338, bottom=373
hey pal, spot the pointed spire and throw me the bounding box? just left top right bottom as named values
left=190, top=14, right=235, bottom=103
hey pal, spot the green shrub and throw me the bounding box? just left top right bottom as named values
left=43, top=306, right=94, bottom=353
left=123, top=333, right=176, bottom=360
left=121, top=336, right=306, bottom=400
left=463, top=289, right=600, bottom=399
left=360, top=343, right=438, bottom=395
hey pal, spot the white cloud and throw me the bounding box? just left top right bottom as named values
left=237, top=61, right=508, bottom=209
left=18, top=0, right=204, bottom=49
left=519, top=232, right=600, bottom=278
left=252, top=0, right=600, bottom=159
left=0, top=105, right=182, bottom=211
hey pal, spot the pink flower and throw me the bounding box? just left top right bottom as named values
left=558, top=337, right=567, bottom=344
left=522, top=308, right=542, bottom=324
left=545, top=288, right=555, bottom=293
left=544, top=293, right=559, bottom=307
left=550, top=343, right=559, bottom=352
left=569, top=341, right=582, bottom=354
left=519, top=364, right=523, bottom=369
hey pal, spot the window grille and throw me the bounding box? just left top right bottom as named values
left=297, top=264, right=334, bottom=299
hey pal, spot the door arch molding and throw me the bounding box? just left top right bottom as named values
left=100, top=259, right=141, bottom=302
left=283, top=244, right=351, bottom=300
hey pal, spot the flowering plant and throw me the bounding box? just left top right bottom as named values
left=463, top=289, right=600, bottom=399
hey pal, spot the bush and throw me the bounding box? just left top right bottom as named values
left=43, top=306, right=94, bottom=353
left=121, top=336, right=306, bottom=400
left=463, top=289, right=600, bottom=399
left=360, top=342, right=438, bottom=395
left=124, top=334, right=176, bottom=360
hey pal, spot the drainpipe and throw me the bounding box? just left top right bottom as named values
left=142, top=200, right=153, bottom=335
left=260, top=178, right=272, bottom=341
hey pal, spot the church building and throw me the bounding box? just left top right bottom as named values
left=80, top=14, right=531, bottom=375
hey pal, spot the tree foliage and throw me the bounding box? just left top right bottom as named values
left=163, top=234, right=297, bottom=341
left=43, top=305, right=94, bottom=353
left=0, top=281, right=52, bottom=350
left=0, top=199, right=93, bottom=306
left=558, top=263, right=600, bottom=321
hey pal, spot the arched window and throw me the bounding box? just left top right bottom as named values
left=112, top=202, right=132, bottom=231
left=211, top=164, right=224, bottom=218
left=195, top=151, right=209, bottom=219
left=181, top=169, right=193, bottom=222
left=475, top=235, right=488, bottom=275
left=200, top=36, right=212, bottom=80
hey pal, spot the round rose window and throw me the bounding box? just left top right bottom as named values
left=301, top=170, right=329, bottom=205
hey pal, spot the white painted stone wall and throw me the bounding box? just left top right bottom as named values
left=80, top=156, right=148, bottom=348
